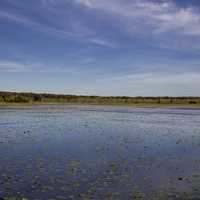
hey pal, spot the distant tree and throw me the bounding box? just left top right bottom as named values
left=189, top=101, right=197, bottom=104
left=33, top=95, right=42, bottom=102
left=14, top=95, right=29, bottom=103
left=2, top=96, right=6, bottom=102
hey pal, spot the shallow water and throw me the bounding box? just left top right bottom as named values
left=0, top=105, right=200, bottom=200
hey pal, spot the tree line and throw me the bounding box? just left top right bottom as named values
left=0, top=91, right=200, bottom=105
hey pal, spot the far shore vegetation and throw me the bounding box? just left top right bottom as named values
left=0, top=91, right=200, bottom=107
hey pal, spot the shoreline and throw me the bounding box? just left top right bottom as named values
left=0, top=102, right=200, bottom=109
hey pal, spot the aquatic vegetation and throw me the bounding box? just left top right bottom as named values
left=110, top=162, right=118, bottom=173
left=68, top=160, right=81, bottom=175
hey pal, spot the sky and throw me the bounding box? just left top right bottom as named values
left=0, top=0, right=200, bottom=96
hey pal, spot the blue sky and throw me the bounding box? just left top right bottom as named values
left=0, top=0, right=200, bottom=96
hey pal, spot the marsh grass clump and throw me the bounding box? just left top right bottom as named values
left=110, top=162, right=118, bottom=173
left=131, top=186, right=146, bottom=200
left=68, top=160, right=81, bottom=175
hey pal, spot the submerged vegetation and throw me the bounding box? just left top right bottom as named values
left=0, top=91, right=200, bottom=106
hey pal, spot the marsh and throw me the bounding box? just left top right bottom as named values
left=0, top=106, right=200, bottom=200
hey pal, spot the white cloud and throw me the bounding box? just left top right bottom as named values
left=0, top=61, right=52, bottom=72
left=1, top=60, right=200, bottom=96
left=0, top=4, right=113, bottom=47
left=89, top=38, right=115, bottom=47
left=76, top=0, right=200, bottom=37
left=1, top=0, right=200, bottom=49
left=109, top=72, right=200, bottom=84
left=94, top=72, right=200, bottom=96
left=0, top=60, right=103, bottom=75
left=0, top=61, right=29, bottom=72
left=0, top=10, right=81, bottom=39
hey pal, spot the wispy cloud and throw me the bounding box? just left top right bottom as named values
left=0, top=60, right=104, bottom=76
left=0, top=60, right=58, bottom=73
left=0, top=10, right=86, bottom=39
left=0, top=1, right=114, bottom=47
left=76, top=0, right=200, bottom=37
left=89, top=38, right=115, bottom=47
left=1, top=0, right=200, bottom=49
left=0, top=60, right=65, bottom=73
left=108, top=72, right=200, bottom=84
left=0, top=61, right=30, bottom=72
left=1, top=60, right=200, bottom=96
left=95, top=72, right=200, bottom=96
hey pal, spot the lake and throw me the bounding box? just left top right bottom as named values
left=0, top=105, right=200, bottom=200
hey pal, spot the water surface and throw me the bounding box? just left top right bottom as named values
left=1, top=105, right=200, bottom=200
